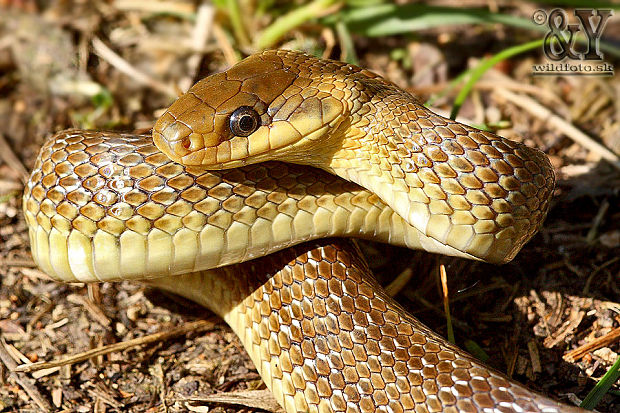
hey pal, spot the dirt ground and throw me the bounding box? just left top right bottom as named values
left=0, top=1, right=618, bottom=412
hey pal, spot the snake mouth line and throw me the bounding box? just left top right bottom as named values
left=150, top=50, right=555, bottom=268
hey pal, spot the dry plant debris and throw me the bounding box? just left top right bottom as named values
left=0, top=1, right=618, bottom=412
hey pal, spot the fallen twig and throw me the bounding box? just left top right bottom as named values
left=0, top=133, right=29, bottom=183
left=385, top=267, right=413, bottom=297
left=0, top=179, right=22, bottom=192
left=563, top=326, right=620, bottom=362
left=0, top=257, right=36, bottom=267
left=440, top=264, right=455, bottom=344
left=66, top=294, right=111, bottom=327
left=212, top=24, right=239, bottom=66
left=494, top=88, right=620, bottom=170
left=113, top=0, right=195, bottom=15
left=527, top=339, right=542, bottom=374
left=182, top=389, right=282, bottom=412
left=14, top=319, right=215, bottom=373
left=476, top=78, right=564, bottom=109
left=179, top=3, right=214, bottom=92
left=0, top=338, right=52, bottom=411
left=92, top=36, right=178, bottom=98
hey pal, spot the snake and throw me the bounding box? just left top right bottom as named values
left=22, top=50, right=587, bottom=412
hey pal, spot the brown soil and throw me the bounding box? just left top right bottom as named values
left=0, top=1, right=618, bottom=412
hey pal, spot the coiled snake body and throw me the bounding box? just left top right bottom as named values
left=23, top=51, right=585, bottom=412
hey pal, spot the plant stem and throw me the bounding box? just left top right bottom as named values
left=257, top=0, right=341, bottom=49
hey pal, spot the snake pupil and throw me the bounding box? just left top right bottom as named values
left=239, top=115, right=255, bottom=131
left=230, top=106, right=260, bottom=137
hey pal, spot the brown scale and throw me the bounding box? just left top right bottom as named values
left=24, top=130, right=435, bottom=282
left=149, top=239, right=585, bottom=413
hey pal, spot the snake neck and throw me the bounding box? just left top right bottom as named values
left=149, top=239, right=582, bottom=413
left=147, top=49, right=554, bottom=263
left=323, top=87, right=554, bottom=264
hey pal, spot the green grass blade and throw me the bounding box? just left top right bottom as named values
left=534, top=0, right=620, bottom=8
left=0, top=191, right=20, bottom=204
left=424, top=69, right=470, bottom=107
left=332, top=4, right=539, bottom=36
left=580, top=355, right=620, bottom=410
left=450, top=39, right=544, bottom=119
left=225, top=0, right=250, bottom=46
left=325, top=4, right=620, bottom=58
left=345, top=0, right=386, bottom=8
left=464, top=339, right=491, bottom=362
left=336, top=20, right=358, bottom=64
left=257, top=0, right=341, bottom=49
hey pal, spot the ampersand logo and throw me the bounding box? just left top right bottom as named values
left=534, top=8, right=613, bottom=61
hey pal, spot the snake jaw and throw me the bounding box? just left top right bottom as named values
left=151, top=50, right=556, bottom=265
left=153, top=50, right=354, bottom=170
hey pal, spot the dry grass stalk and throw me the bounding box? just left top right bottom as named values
left=13, top=319, right=215, bottom=373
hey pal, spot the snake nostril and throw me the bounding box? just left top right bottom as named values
left=182, top=138, right=191, bottom=150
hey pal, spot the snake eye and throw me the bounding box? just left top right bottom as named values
left=229, top=106, right=260, bottom=137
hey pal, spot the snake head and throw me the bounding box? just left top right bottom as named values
left=153, top=50, right=351, bottom=168
left=153, top=50, right=556, bottom=265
